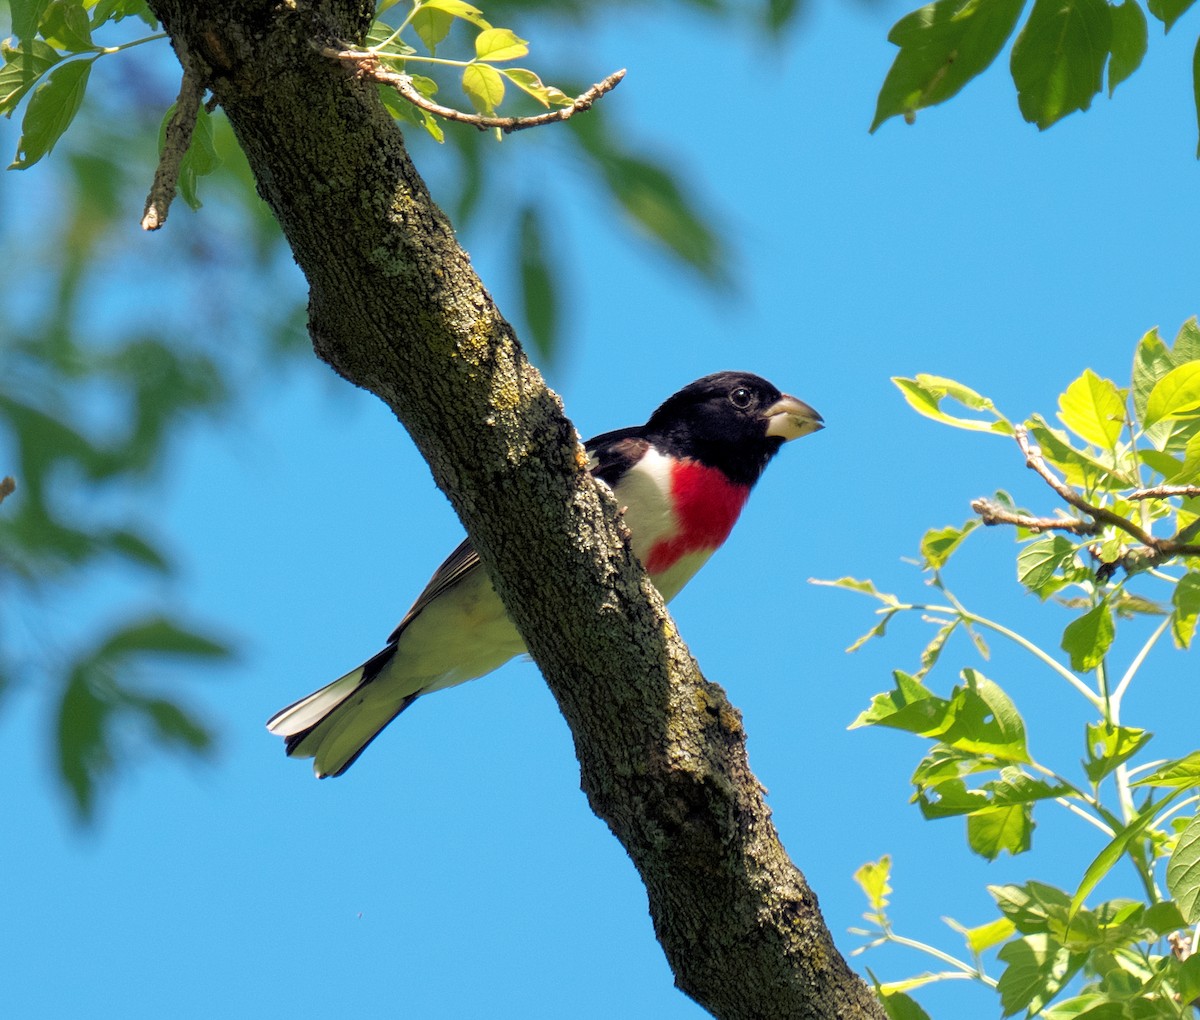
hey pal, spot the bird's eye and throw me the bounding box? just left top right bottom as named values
left=729, top=386, right=753, bottom=409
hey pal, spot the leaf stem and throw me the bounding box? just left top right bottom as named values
left=901, top=602, right=1102, bottom=709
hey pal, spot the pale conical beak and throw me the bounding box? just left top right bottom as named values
left=763, top=394, right=824, bottom=441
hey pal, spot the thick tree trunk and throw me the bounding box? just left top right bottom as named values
left=145, top=3, right=886, bottom=1016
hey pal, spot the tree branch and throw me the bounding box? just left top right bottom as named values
left=145, top=2, right=883, bottom=1017
left=321, top=45, right=626, bottom=133
left=974, top=427, right=1200, bottom=568
left=141, top=64, right=204, bottom=231
left=971, top=497, right=1098, bottom=535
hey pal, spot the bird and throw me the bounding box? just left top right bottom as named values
left=267, top=371, right=823, bottom=777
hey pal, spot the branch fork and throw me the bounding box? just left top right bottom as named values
left=320, top=44, right=625, bottom=133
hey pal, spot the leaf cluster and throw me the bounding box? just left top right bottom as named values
left=872, top=0, right=1200, bottom=155
left=826, top=321, right=1200, bottom=1016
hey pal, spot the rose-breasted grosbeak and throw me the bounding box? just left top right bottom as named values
left=268, top=372, right=822, bottom=777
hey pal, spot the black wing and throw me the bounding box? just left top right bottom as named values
left=388, top=424, right=651, bottom=643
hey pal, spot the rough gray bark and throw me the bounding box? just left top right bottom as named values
left=144, top=3, right=886, bottom=1016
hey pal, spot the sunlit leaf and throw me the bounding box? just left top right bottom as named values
left=1016, top=534, right=1077, bottom=598
left=412, top=5, right=453, bottom=53
left=878, top=989, right=933, bottom=1020
left=461, top=62, right=505, bottom=116
left=1144, top=362, right=1200, bottom=427
left=419, top=0, right=491, bottom=29
left=1061, top=601, right=1113, bottom=672
left=920, top=520, right=978, bottom=570
left=853, top=855, right=893, bottom=912
left=810, top=576, right=902, bottom=606
left=1171, top=571, right=1200, bottom=649
left=1083, top=722, right=1151, bottom=783
left=1070, top=795, right=1182, bottom=916
left=893, top=374, right=1013, bottom=433
left=1166, top=812, right=1200, bottom=923
left=996, top=933, right=1084, bottom=1016
left=1057, top=369, right=1126, bottom=449
left=474, top=27, right=528, bottom=61
left=1133, top=751, right=1200, bottom=789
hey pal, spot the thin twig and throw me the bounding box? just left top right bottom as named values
left=0, top=476, right=14, bottom=505
left=971, top=498, right=1098, bottom=535
left=322, top=46, right=625, bottom=133
left=1129, top=484, right=1200, bottom=500
left=1014, top=425, right=1157, bottom=545
left=141, top=66, right=205, bottom=231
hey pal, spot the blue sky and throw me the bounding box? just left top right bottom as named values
left=4, top=2, right=1200, bottom=1017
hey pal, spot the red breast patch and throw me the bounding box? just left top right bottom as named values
left=645, top=460, right=750, bottom=574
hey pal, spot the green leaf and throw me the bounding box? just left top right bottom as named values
left=809, top=575, right=901, bottom=607
left=871, top=0, right=1027, bottom=132
left=1057, top=369, right=1126, bottom=448
left=1171, top=571, right=1200, bottom=649
left=893, top=374, right=1013, bottom=433
left=1061, top=601, right=1113, bottom=672
left=1148, top=0, right=1197, bottom=31
left=942, top=669, right=1030, bottom=762
left=96, top=616, right=231, bottom=661
left=1070, top=795, right=1181, bottom=915
left=1016, top=534, right=1077, bottom=598
left=1142, top=899, right=1185, bottom=934
left=104, top=528, right=171, bottom=573
left=1144, top=361, right=1200, bottom=427
left=967, top=802, right=1035, bottom=858
left=916, top=618, right=957, bottom=677
left=996, top=933, right=1084, bottom=1016
left=853, top=855, right=893, bottom=912
left=1132, top=327, right=1172, bottom=421
left=1166, top=812, right=1200, bottom=922
left=920, top=520, right=978, bottom=570
left=40, top=1, right=95, bottom=52
left=133, top=695, right=214, bottom=752
left=474, top=27, right=528, bottom=61
left=159, top=103, right=221, bottom=211
left=1175, top=317, right=1200, bottom=361
left=461, top=62, right=505, bottom=116
left=10, top=56, right=92, bottom=169
left=1133, top=750, right=1200, bottom=788
left=1027, top=416, right=1134, bottom=487
left=852, top=670, right=947, bottom=731
left=1083, top=723, right=1152, bottom=783
left=56, top=662, right=112, bottom=821
left=878, top=989, right=933, bottom=1020
left=571, top=114, right=726, bottom=283
left=11, top=0, right=52, bottom=42
left=992, top=880, right=1074, bottom=933
left=419, top=0, right=491, bottom=29
left=1010, top=0, right=1113, bottom=130
left=956, top=915, right=1018, bottom=954
left=0, top=38, right=63, bottom=118
left=412, top=5, right=453, bottom=53
left=1107, top=0, right=1146, bottom=95
left=517, top=205, right=558, bottom=361
left=1179, top=953, right=1200, bottom=1004
left=502, top=67, right=570, bottom=108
